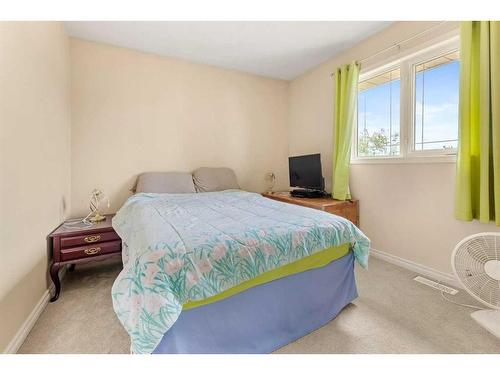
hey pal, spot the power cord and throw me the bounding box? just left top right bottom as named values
left=62, top=217, right=94, bottom=229
left=437, top=282, right=483, bottom=310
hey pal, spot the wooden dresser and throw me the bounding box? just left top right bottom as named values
left=262, top=192, right=359, bottom=226
left=47, top=214, right=121, bottom=302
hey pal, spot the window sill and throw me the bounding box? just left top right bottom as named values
left=351, top=154, right=456, bottom=165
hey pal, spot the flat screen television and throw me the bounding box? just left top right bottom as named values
left=288, top=153, right=324, bottom=192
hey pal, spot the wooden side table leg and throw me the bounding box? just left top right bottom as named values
left=50, top=264, right=61, bottom=302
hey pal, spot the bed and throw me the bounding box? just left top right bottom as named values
left=111, top=184, right=370, bottom=354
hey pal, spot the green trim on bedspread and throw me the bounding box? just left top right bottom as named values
left=183, top=243, right=350, bottom=310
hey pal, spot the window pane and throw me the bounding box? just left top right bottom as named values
left=357, top=68, right=400, bottom=157
left=414, top=51, right=459, bottom=151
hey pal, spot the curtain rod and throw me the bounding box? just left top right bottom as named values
left=329, top=21, right=447, bottom=78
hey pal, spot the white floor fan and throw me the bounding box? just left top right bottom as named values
left=452, top=232, right=500, bottom=339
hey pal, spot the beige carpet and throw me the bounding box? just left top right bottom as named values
left=19, top=256, right=500, bottom=354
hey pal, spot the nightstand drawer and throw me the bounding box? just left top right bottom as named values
left=60, top=231, right=120, bottom=248
left=60, top=240, right=121, bottom=261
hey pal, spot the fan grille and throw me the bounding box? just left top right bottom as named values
left=453, top=233, right=500, bottom=309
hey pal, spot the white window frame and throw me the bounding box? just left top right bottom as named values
left=352, top=36, right=460, bottom=164
left=353, top=61, right=403, bottom=162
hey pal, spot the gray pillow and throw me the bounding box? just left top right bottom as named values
left=192, top=167, right=240, bottom=192
left=133, top=172, right=196, bottom=194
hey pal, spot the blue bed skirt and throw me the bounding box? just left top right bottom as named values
left=153, top=251, right=357, bottom=354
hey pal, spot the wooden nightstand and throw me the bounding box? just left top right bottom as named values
left=47, top=214, right=121, bottom=302
left=262, top=192, right=359, bottom=226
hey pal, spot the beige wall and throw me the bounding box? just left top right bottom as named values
left=0, top=22, right=71, bottom=351
left=289, top=21, right=499, bottom=275
left=70, top=39, right=289, bottom=216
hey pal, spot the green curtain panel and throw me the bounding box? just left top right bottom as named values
left=332, top=61, right=360, bottom=200
left=455, top=21, right=500, bottom=226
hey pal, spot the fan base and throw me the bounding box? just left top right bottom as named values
left=471, top=310, right=500, bottom=339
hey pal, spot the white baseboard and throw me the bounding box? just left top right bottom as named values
left=3, top=266, right=67, bottom=354
left=3, top=290, right=50, bottom=354
left=370, top=248, right=460, bottom=289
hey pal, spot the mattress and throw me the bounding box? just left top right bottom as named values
left=111, top=190, right=370, bottom=353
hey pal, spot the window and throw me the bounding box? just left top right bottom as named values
left=413, top=51, right=460, bottom=151
left=357, top=67, right=400, bottom=157
left=354, top=38, right=460, bottom=162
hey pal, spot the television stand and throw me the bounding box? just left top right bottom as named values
left=290, top=189, right=326, bottom=198
left=262, top=192, right=359, bottom=227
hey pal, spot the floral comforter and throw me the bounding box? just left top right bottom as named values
left=111, top=190, right=370, bottom=353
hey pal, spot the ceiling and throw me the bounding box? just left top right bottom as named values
left=65, top=21, right=392, bottom=80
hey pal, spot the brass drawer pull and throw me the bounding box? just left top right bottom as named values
left=84, top=247, right=101, bottom=255
left=84, top=235, right=101, bottom=243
